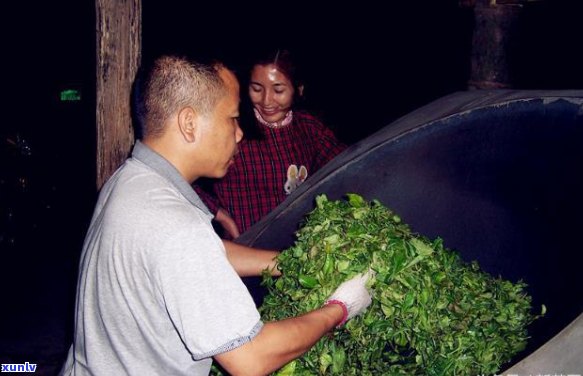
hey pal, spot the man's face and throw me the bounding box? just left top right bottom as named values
left=198, top=68, right=243, bottom=178
left=249, top=63, right=295, bottom=124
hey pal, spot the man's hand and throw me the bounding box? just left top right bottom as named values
left=325, top=270, right=374, bottom=326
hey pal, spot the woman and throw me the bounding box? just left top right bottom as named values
left=197, top=49, right=346, bottom=238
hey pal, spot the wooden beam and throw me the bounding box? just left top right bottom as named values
left=95, top=0, right=141, bottom=190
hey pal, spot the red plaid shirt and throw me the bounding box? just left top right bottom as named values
left=195, top=111, right=346, bottom=233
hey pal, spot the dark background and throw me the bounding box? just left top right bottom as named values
left=1, top=1, right=582, bottom=374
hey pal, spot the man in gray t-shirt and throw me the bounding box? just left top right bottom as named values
left=61, top=56, right=372, bottom=376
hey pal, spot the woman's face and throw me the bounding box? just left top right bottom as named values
left=249, top=63, right=295, bottom=124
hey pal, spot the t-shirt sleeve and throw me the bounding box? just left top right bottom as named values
left=154, top=223, right=262, bottom=360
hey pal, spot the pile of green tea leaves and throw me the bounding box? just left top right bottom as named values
left=260, top=194, right=544, bottom=375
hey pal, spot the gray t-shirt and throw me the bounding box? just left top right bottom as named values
left=60, top=142, right=262, bottom=375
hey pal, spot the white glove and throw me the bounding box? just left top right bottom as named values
left=325, top=270, right=374, bottom=326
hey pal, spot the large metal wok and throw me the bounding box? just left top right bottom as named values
left=238, top=89, right=583, bottom=373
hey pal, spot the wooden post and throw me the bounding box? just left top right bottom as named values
left=95, top=0, right=141, bottom=190
left=467, top=0, right=523, bottom=89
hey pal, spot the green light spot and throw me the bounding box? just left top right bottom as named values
left=60, top=89, right=81, bottom=101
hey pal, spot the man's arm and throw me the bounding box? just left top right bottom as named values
left=214, top=304, right=343, bottom=376
left=214, top=272, right=373, bottom=376
left=223, top=240, right=281, bottom=277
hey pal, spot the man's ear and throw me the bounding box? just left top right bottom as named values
left=177, top=107, right=197, bottom=142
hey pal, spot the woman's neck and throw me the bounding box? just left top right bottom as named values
left=254, top=108, right=293, bottom=129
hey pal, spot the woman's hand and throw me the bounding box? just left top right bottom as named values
left=215, top=207, right=240, bottom=239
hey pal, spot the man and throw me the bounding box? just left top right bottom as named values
left=60, top=56, right=372, bottom=375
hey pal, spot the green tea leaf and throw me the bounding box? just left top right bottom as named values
left=258, top=194, right=543, bottom=375
left=298, top=275, right=318, bottom=289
